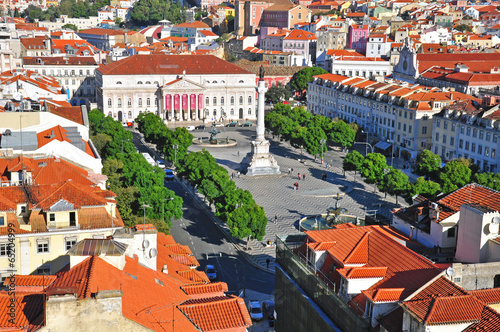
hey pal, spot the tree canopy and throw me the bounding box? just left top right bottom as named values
left=439, top=159, right=472, bottom=193
left=130, top=0, right=186, bottom=26
left=379, top=167, right=409, bottom=204
left=414, top=149, right=441, bottom=180
left=290, top=67, right=328, bottom=97
left=359, top=153, right=388, bottom=192
left=343, top=150, right=364, bottom=182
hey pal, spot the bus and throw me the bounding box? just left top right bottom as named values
left=142, top=152, right=156, bottom=167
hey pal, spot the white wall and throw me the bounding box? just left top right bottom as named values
left=347, top=277, right=383, bottom=295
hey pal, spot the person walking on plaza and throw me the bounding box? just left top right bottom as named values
left=288, top=167, right=291, bottom=174
left=303, top=174, right=306, bottom=180
left=237, top=171, right=241, bottom=178
left=266, top=258, right=270, bottom=269
left=274, top=214, right=278, bottom=224
left=298, top=173, right=301, bottom=180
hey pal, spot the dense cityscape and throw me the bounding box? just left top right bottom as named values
left=0, top=0, right=500, bottom=330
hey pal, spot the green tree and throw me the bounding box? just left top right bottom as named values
left=414, top=149, right=442, bottom=180
left=439, top=160, right=472, bottom=193
left=455, top=24, right=473, bottom=32
left=379, top=167, right=408, bottom=204
left=328, top=119, right=356, bottom=148
left=265, top=83, right=291, bottom=104
left=62, top=23, right=78, bottom=31
left=473, top=172, right=500, bottom=191
left=359, top=153, right=388, bottom=192
left=290, top=67, right=328, bottom=97
left=227, top=202, right=267, bottom=251
left=115, top=186, right=139, bottom=223
left=406, top=177, right=441, bottom=203
left=91, top=133, right=112, bottom=156
left=343, top=150, right=364, bottom=182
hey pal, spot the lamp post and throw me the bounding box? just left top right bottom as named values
left=387, top=139, right=394, bottom=167
left=162, top=197, right=174, bottom=224
left=121, top=139, right=131, bottom=153
left=172, top=144, right=178, bottom=169
left=320, top=139, right=326, bottom=164
left=141, top=203, right=151, bottom=244
left=362, top=130, right=369, bottom=155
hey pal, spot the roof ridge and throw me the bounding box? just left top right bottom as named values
left=82, top=255, right=96, bottom=298
left=424, top=296, right=438, bottom=322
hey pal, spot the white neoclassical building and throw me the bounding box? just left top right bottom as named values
left=95, top=54, right=257, bottom=123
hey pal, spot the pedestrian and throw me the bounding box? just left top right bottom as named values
left=325, top=162, right=328, bottom=169
left=298, top=173, right=301, bottom=180
left=231, top=172, right=234, bottom=179
left=288, top=167, right=291, bottom=174
left=237, top=151, right=240, bottom=157
left=274, top=214, right=278, bottom=224
left=266, top=258, right=270, bottom=269
left=296, top=183, right=299, bottom=190
left=303, top=174, right=306, bottom=180
left=291, top=168, right=294, bottom=173
left=237, top=171, right=241, bottom=178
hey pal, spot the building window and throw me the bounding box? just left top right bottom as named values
left=0, top=216, right=3, bottom=226
left=147, top=98, right=150, bottom=106
left=452, top=123, right=456, bottom=132
left=65, top=237, right=77, bottom=251
left=465, top=142, right=470, bottom=150
left=442, top=134, right=446, bottom=144
left=239, top=96, right=243, bottom=105
left=118, top=98, right=122, bottom=107
left=139, top=98, right=142, bottom=107
left=248, top=96, right=252, bottom=104
left=436, top=119, right=440, bottom=127
left=221, top=97, right=224, bottom=105
left=450, top=137, right=455, bottom=146
left=422, top=126, right=427, bottom=134
left=128, top=99, right=132, bottom=107
left=37, top=240, right=49, bottom=254
left=108, top=98, right=112, bottom=107
left=231, top=96, right=234, bottom=105
left=473, top=129, right=477, bottom=138
left=0, top=243, right=9, bottom=256
left=206, top=97, right=210, bottom=106
left=213, top=97, right=217, bottom=106
left=248, top=108, right=251, bottom=115
left=49, top=213, right=55, bottom=222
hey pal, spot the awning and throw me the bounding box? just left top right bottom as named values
left=374, top=141, right=392, bottom=150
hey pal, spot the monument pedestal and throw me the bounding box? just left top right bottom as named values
left=243, top=76, right=280, bottom=176
left=244, top=139, right=280, bottom=176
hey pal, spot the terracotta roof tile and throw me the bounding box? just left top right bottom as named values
left=469, top=288, right=500, bottom=305
left=0, top=293, right=44, bottom=330
left=97, top=54, right=253, bottom=76
left=181, top=282, right=228, bottom=297
left=338, top=266, right=387, bottom=279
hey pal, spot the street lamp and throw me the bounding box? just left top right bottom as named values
left=172, top=144, right=178, bottom=169
left=162, top=197, right=174, bottom=224
left=206, top=253, right=246, bottom=298
left=121, top=139, right=131, bottom=152
left=320, top=139, right=326, bottom=164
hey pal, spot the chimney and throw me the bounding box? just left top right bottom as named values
left=162, top=264, right=168, bottom=274
left=410, top=226, right=415, bottom=240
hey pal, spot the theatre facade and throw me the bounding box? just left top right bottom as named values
left=95, top=54, right=257, bottom=123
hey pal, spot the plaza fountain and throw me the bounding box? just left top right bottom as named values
left=299, top=193, right=364, bottom=231
left=192, top=123, right=237, bottom=147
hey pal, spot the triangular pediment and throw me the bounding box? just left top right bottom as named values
left=163, top=77, right=205, bottom=90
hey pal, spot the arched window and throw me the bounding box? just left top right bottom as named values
left=116, top=81, right=122, bottom=84
left=230, top=109, right=234, bottom=115
left=231, top=96, right=234, bottom=105
left=206, top=97, right=210, bottom=106
left=248, top=96, right=252, bottom=104
left=239, top=80, right=244, bottom=83
left=212, top=81, right=217, bottom=83
left=138, top=98, right=143, bottom=107
left=154, top=81, right=159, bottom=85
left=117, top=98, right=122, bottom=107
left=213, top=97, right=217, bottom=106
left=221, top=80, right=225, bottom=84
left=146, top=81, right=151, bottom=84
left=147, top=98, right=150, bottom=106
left=239, top=96, right=243, bottom=105
left=107, top=98, right=112, bottom=107
left=248, top=108, right=252, bottom=115
left=137, top=81, right=143, bottom=84
left=128, top=111, right=132, bottom=117
left=221, top=97, right=224, bottom=105
left=127, top=99, right=131, bottom=107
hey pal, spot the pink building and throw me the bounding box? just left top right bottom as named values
left=347, top=24, right=369, bottom=54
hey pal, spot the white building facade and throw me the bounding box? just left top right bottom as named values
left=96, top=54, right=257, bottom=123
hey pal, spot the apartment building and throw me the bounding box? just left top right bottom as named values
left=432, top=100, right=500, bottom=172
left=307, top=73, right=478, bottom=159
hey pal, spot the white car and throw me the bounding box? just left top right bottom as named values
left=248, top=300, right=263, bottom=321
left=186, top=125, right=195, bottom=131
left=156, top=159, right=165, bottom=169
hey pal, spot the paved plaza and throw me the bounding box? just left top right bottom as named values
left=185, top=126, right=409, bottom=274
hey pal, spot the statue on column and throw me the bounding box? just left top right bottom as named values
left=259, top=65, right=265, bottom=81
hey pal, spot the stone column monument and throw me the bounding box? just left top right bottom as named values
left=244, top=65, right=280, bottom=176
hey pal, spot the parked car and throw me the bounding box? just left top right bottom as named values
left=248, top=300, right=263, bottom=321
left=226, top=121, right=239, bottom=127
left=262, top=300, right=275, bottom=321
left=156, top=159, right=165, bottom=169
left=164, top=169, right=175, bottom=181
left=186, top=125, right=195, bottom=131
left=195, top=125, right=206, bottom=130
left=213, top=123, right=224, bottom=127
left=241, top=122, right=253, bottom=127
left=205, top=265, right=217, bottom=280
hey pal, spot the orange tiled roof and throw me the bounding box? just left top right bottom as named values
left=470, top=288, right=500, bottom=305
left=5, top=275, right=56, bottom=287
left=338, top=266, right=387, bottom=279
left=181, top=282, right=228, bottom=296
left=0, top=293, right=44, bottom=330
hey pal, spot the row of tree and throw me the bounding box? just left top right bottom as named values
left=130, top=0, right=186, bottom=26
left=265, top=104, right=357, bottom=159
left=89, top=110, right=183, bottom=233
left=343, top=148, right=500, bottom=204
left=23, top=0, right=111, bottom=22
left=136, top=113, right=268, bottom=249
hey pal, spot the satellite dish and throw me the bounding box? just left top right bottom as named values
left=489, top=222, right=499, bottom=235
left=142, top=239, right=150, bottom=249
left=149, top=248, right=157, bottom=258
left=13, top=92, right=22, bottom=101
left=446, top=267, right=455, bottom=277
left=493, top=216, right=500, bottom=224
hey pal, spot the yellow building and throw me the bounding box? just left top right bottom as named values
left=0, top=181, right=123, bottom=279
left=222, top=6, right=235, bottom=18
left=453, top=32, right=467, bottom=44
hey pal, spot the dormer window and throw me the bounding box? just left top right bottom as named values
left=49, top=213, right=55, bottom=222
left=0, top=216, right=4, bottom=226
